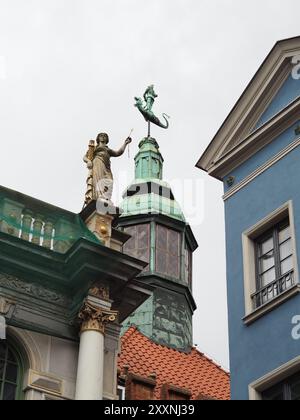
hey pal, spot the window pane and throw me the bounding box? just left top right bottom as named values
left=0, top=343, right=21, bottom=401
left=260, top=236, right=274, bottom=255
left=0, top=360, right=4, bottom=380
left=280, top=240, right=292, bottom=261
left=291, top=375, right=300, bottom=401
left=124, top=225, right=150, bottom=268
left=123, top=226, right=136, bottom=251
left=156, top=225, right=167, bottom=250
left=185, top=248, right=191, bottom=284
left=3, top=383, right=16, bottom=400
left=261, top=268, right=276, bottom=287
left=279, top=225, right=291, bottom=244
left=0, top=343, right=6, bottom=360
left=136, top=248, right=149, bottom=264
left=262, top=386, right=285, bottom=400
left=281, top=257, right=293, bottom=275
left=259, top=251, right=275, bottom=273
left=156, top=252, right=167, bottom=274
left=6, top=349, right=15, bottom=363
left=169, top=230, right=180, bottom=256
left=117, top=386, right=125, bottom=401
left=168, top=255, right=179, bottom=278
left=5, top=364, right=18, bottom=383
left=137, top=225, right=149, bottom=249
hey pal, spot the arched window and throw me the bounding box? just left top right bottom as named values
left=0, top=340, right=23, bottom=400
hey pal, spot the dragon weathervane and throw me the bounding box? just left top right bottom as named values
left=135, top=85, right=170, bottom=137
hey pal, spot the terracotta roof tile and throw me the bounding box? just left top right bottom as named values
left=118, top=327, right=230, bottom=400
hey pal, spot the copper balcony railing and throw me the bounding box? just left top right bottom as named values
left=251, top=270, right=295, bottom=309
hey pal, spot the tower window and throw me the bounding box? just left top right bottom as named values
left=184, top=245, right=192, bottom=287
left=123, top=224, right=150, bottom=269
left=156, top=225, right=180, bottom=279
left=0, top=341, right=23, bottom=400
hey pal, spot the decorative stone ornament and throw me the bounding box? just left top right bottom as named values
left=78, top=299, right=118, bottom=335
left=0, top=297, right=15, bottom=316
left=0, top=297, right=15, bottom=340
left=89, top=286, right=110, bottom=301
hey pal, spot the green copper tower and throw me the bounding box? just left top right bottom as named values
left=117, top=119, right=197, bottom=352
left=117, top=86, right=197, bottom=352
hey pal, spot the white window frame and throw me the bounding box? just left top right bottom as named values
left=249, top=356, right=300, bottom=400
left=117, top=385, right=126, bottom=401
left=242, top=201, right=300, bottom=324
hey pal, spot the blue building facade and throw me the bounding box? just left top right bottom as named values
left=197, top=37, right=300, bottom=400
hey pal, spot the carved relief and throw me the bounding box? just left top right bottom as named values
left=0, top=273, right=69, bottom=306
left=0, top=297, right=15, bottom=315
left=89, top=286, right=110, bottom=301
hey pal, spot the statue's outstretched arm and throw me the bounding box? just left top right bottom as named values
left=109, top=138, right=132, bottom=157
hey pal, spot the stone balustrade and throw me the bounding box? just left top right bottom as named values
left=0, top=188, right=99, bottom=253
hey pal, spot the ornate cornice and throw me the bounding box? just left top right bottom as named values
left=78, top=300, right=118, bottom=334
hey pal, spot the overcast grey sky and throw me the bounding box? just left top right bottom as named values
left=1, top=0, right=300, bottom=369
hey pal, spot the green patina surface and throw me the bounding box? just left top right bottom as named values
left=134, top=138, right=164, bottom=180
left=121, top=285, right=192, bottom=352
left=121, top=294, right=154, bottom=338
left=0, top=185, right=101, bottom=253
left=120, top=137, right=185, bottom=223
left=152, top=288, right=192, bottom=351
left=119, top=136, right=196, bottom=352
left=0, top=185, right=150, bottom=339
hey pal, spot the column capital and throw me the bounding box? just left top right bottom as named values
left=78, top=299, right=118, bottom=334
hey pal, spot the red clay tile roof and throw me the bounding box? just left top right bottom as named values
left=118, top=326, right=230, bottom=400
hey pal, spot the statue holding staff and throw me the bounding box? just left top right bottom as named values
left=83, top=133, right=132, bottom=206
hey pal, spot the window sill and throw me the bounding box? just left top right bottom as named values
left=243, top=284, right=300, bottom=326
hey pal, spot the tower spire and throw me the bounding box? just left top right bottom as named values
left=134, top=137, right=164, bottom=181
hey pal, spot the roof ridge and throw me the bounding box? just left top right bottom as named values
left=122, top=325, right=139, bottom=343
left=119, top=327, right=231, bottom=400
left=191, top=348, right=230, bottom=376
left=123, top=328, right=230, bottom=376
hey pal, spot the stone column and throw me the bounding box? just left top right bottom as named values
left=21, top=209, right=33, bottom=242
left=43, top=219, right=54, bottom=249
left=32, top=214, right=44, bottom=245
left=75, top=291, right=118, bottom=401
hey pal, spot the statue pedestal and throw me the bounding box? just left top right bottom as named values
left=80, top=200, right=122, bottom=248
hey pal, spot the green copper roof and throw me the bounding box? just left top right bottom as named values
left=120, top=137, right=185, bottom=222
left=134, top=137, right=164, bottom=180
